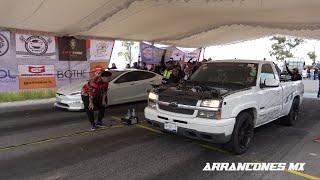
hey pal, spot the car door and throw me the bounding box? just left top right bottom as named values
left=108, top=71, right=139, bottom=105
left=108, top=71, right=154, bottom=104
left=257, top=63, right=282, bottom=125
left=133, top=71, right=158, bottom=99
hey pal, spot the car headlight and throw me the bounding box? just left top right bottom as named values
left=200, top=99, right=221, bottom=108
left=148, top=92, right=158, bottom=101
left=69, top=91, right=81, bottom=96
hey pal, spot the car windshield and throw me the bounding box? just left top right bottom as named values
left=190, top=62, right=258, bottom=88
left=108, top=71, right=124, bottom=81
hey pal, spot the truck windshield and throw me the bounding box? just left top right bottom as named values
left=190, top=62, right=258, bottom=88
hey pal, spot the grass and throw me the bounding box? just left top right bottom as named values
left=0, top=89, right=56, bottom=103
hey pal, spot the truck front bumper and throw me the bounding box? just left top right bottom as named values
left=144, top=107, right=236, bottom=143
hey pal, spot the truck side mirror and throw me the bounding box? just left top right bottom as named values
left=261, top=78, right=279, bottom=88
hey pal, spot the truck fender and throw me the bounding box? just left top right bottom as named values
left=230, top=101, right=258, bottom=123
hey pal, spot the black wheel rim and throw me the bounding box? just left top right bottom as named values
left=291, top=103, right=299, bottom=121
left=238, top=120, right=253, bottom=149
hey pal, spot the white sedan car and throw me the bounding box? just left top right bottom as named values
left=54, top=69, right=162, bottom=111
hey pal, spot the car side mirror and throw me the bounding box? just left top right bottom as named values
left=261, top=78, right=279, bottom=88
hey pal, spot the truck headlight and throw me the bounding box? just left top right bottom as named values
left=200, top=99, right=221, bottom=108
left=148, top=92, right=158, bottom=109
left=197, top=110, right=221, bottom=120
left=148, top=92, right=158, bottom=101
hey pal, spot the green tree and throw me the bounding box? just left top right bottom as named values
left=118, top=41, right=136, bottom=65
left=269, top=36, right=304, bottom=61
left=307, top=51, right=317, bottom=65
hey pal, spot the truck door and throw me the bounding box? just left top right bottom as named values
left=257, top=63, right=282, bottom=125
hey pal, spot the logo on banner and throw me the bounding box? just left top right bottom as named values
left=28, top=66, right=45, bottom=74
left=18, top=65, right=56, bottom=89
left=19, top=35, right=51, bottom=56
left=69, top=39, right=77, bottom=50
left=89, top=39, right=114, bottom=61
left=16, top=34, right=56, bottom=59
left=95, top=42, right=108, bottom=57
left=0, top=69, right=16, bottom=82
left=57, top=69, right=86, bottom=79
left=142, top=47, right=154, bottom=58
left=0, top=33, right=9, bottom=56
left=58, top=37, right=87, bottom=61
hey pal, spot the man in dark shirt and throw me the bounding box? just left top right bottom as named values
left=286, top=65, right=302, bottom=81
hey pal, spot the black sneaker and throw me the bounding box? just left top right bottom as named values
left=96, top=121, right=106, bottom=127
left=91, top=124, right=98, bottom=131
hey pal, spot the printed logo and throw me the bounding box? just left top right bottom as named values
left=96, top=42, right=108, bottom=57
left=69, top=39, right=77, bottom=50
left=169, top=102, right=179, bottom=108
left=28, top=66, right=45, bottom=74
left=142, top=47, right=153, bottom=58
left=19, top=35, right=51, bottom=56
left=0, top=33, right=9, bottom=56
left=0, top=69, right=16, bottom=79
left=57, top=69, right=86, bottom=79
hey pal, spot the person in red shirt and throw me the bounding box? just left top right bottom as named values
left=81, top=70, right=112, bottom=130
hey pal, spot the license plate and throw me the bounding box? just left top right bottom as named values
left=164, top=123, right=177, bottom=133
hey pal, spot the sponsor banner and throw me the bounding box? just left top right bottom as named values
left=18, top=64, right=56, bottom=89
left=19, top=77, right=56, bottom=89
left=58, top=37, right=87, bottom=61
left=184, top=48, right=202, bottom=62
left=0, top=68, right=18, bottom=92
left=89, top=61, right=109, bottom=79
left=18, top=64, right=55, bottom=77
left=16, top=34, right=56, bottom=59
left=140, top=42, right=166, bottom=64
left=169, top=47, right=184, bottom=61
left=55, top=61, right=89, bottom=88
left=89, top=39, right=114, bottom=61
left=0, top=31, right=10, bottom=59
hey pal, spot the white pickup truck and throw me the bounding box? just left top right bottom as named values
left=144, top=60, right=304, bottom=154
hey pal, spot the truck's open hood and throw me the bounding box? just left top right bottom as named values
left=153, top=82, right=250, bottom=100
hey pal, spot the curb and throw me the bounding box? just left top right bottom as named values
left=0, top=98, right=56, bottom=114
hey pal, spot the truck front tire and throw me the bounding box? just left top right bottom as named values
left=230, top=112, right=254, bottom=154
left=281, top=98, right=300, bottom=126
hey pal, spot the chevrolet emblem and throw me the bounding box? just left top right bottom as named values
left=169, top=102, right=178, bottom=108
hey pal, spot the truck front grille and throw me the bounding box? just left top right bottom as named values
left=158, top=104, right=195, bottom=115
left=158, top=94, right=197, bottom=115
left=158, top=94, right=198, bottom=106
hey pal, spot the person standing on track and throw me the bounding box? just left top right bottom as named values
left=81, top=70, right=112, bottom=130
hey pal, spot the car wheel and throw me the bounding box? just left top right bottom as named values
left=230, top=112, right=254, bottom=155
left=281, top=98, right=299, bottom=126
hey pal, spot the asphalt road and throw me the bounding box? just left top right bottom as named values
left=0, top=99, right=319, bottom=180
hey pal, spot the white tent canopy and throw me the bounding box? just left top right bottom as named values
left=1, top=0, right=320, bottom=47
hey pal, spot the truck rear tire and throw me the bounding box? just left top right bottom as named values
left=229, top=112, right=254, bottom=154
left=281, top=98, right=299, bottom=126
